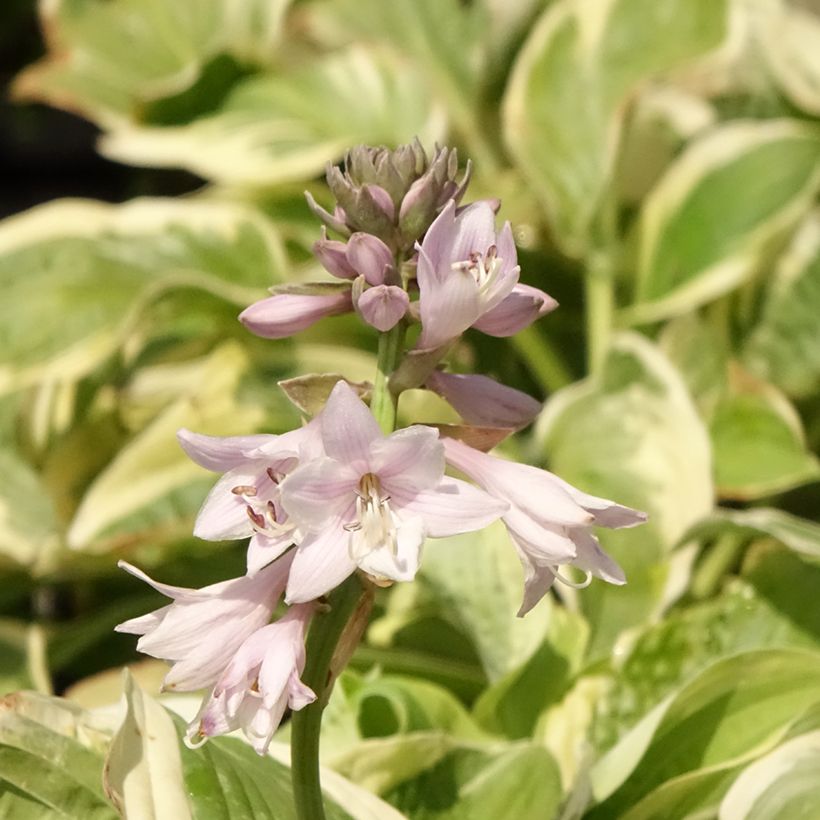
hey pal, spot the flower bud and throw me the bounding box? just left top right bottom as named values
left=357, top=285, right=409, bottom=332
left=346, top=232, right=394, bottom=285
left=313, top=229, right=357, bottom=280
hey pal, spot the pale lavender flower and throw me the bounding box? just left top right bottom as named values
left=442, top=438, right=647, bottom=616
left=186, top=603, right=315, bottom=755
left=177, top=424, right=322, bottom=575
left=239, top=290, right=352, bottom=340
left=115, top=553, right=293, bottom=691
left=473, top=283, right=558, bottom=337
left=279, top=381, right=507, bottom=603
left=346, top=232, right=395, bottom=286
left=426, top=371, right=541, bottom=429
left=357, top=285, right=410, bottom=331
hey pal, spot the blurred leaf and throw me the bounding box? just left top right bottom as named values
left=67, top=343, right=264, bottom=550
left=536, top=333, right=713, bottom=657
left=629, top=120, right=820, bottom=323
left=100, top=47, right=445, bottom=187
left=743, top=212, right=820, bottom=399
left=590, top=648, right=820, bottom=812
left=321, top=0, right=481, bottom=138
left=0, top=198, right=285, bottom=393
left=13, top=0, right=294, bottom=124
left=0, top=691, right=115, bottom=819
left=503, top=0, right=727, bottom=255
left=718, top=730, right=820, bottom=820
left=473, top=605, right=589, bottom=739
left=0, top=449, right=60, bottom=571
left=682, top=507, right=820, bottom=562
left=420, top=521, right=552, bottom=682
left=104, top=671, right=191, bottom=818
left=709, top=366, right=820, bottom=500
left=760, top=2, right=820, bottom=117
left=0, top=621, right=33, bottom=694
left=387, top=743, right=563, bottom=820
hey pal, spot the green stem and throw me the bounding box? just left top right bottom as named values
left=585, top=256, right=614, bottom=376
left=691, top=533, right=746, bottom=600
left=291, top=578, right=366, bottom=820
left=370, top=322, right=407, bottom=434
left=510, top=325, right=573, bottom=394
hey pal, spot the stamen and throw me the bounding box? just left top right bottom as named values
left=266, top=468, right=279, bottom=483
left=246, top=506, right=266, bottom=529
left=232, top=485, right=257, bottom=496
left=553, top=567, right=593, bottom=589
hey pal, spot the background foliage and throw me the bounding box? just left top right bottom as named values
left=2, top=0, right=820, bottom=817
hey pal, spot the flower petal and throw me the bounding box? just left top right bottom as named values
left=177, top=429, right=275, bottom=472
left=358, top=285, right=409, bottom=331
left=473, top=283, right=558, bottom=337
left=247, top=532, right=294, bottom=575
left=193, top=466, right=269, bottom=541
left=510, top=535, right=557, bottom=617
left=319, top=380, right=383, bottom=466
left=418, top=266, right=480, bottom=349
left=372, top=425, right=444, bottom=495
left=358, top=515, right=424, bottom=582
left=502, top=510, right=576, bottom=562
left=279, top=458, right=358, bottom=532
left=417, top=200, right=457, bottom=273
left=239, top=291, right=352, bottom=340
left=570, top=530, right=626, bottom=585
left=449, top=201, right=497, bottom=263
left=553, top=479, right=648, bottom=529
left=393, top=477, right=507, bottom=537
left=285, top=523, right=357, bottom=603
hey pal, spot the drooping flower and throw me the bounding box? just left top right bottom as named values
left=472, top=283, right=558, bottom=337
left=186, top=603, right=315, bottom=755
left=442, top=438, right=647, bottom=616
left=114, top=552, right=294, bottom=691
left=278, top=381, right=507, bottom=603
left=177, top=424, right=322, bottom=574
left=426, top=370, right=542, bottom=430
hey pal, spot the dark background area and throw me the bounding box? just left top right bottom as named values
left=0, top=0, right=200, bottom=219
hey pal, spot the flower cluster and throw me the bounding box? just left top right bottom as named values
left=118, top=142, right=645, bottom=754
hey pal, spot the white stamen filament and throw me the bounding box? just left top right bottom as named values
left=553, top=567, right=593, bottom=589
left=344, top=473, right=397, bottom=560
left=451, top=245, right=502, bottom=297
left=246, top=501, right=295, bottom=539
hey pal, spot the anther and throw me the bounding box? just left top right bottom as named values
left=246, top=506, right=266, bottom=529
left=232, top=485, right=257, bottom=496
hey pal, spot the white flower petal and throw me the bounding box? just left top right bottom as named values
left=319, top=380, right=382, bottom=467
left=358, top=516, right=424, bottom=582
left=177, top=429, right=276, bottom=471
left=372, top=426, right=444, bottom=494
left=570, top=530, right=626, bottom=585
left=279, top=458, right=357, bottom=531
left=285, top=524, right=357, bottom=604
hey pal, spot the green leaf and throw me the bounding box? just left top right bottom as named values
left=628, top=120, right=820, bottom=323
left=67, top=343, right=264, bottom=551
left=709, top=368, right=820, bottom=500
left=99, top=47, right=445, bottom=187
left=535, top=333, right=713, bottom=656
left=387, top=744, right=563, bottom=820
left=0, top=198, right=285, bottom=393
left=420, top=521, right=552, bottom=682
left=682, top=507, right=820, bottom=562
left=0, top=691, right=116, bottom=819
left=590, top=649, right=820, bottom=814
left=0, top=621, right=34, bottom=694
left=743, top=212, right=820, bottom=399
left=13, top=0, right=294, bottom=124
left=503, top=0, right=727, bottom=255
left=719, top=730, right=820, bottom=820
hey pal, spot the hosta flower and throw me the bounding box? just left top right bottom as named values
left=279, top=381, right=507, bottom=603
left=239, top=287, right=353, bottom=340
left=442, top=438, right=647, bottom=616
left=177, top=424, right=322, bottom=574
left=186, top=603, right=315, bottom=755
left=115, top=553, right=294, bottom=690
left=416, top=200, right=555, bottom=349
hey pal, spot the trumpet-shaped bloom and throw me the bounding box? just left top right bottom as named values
left=279, top=381, right=507, bottom=603
left=177, top=424, right=322, bottom=574
left=115, top=553, right=294, bottom=691
left=186, top=603, right=315, bottom=755
left=442, top=438, right=646, bottom=616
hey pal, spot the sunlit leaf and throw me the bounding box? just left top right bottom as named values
left=628, top=120, right=820, bottom=323
left=503, top=0, right=727, bottom=255
left=743, top=212, right=820, bottom=399
left=0, top=198, right=285, bottom=393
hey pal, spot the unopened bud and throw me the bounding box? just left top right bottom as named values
left=313, top=229, right=357, bottom=280
left=346, top=232, right=394, bottom=285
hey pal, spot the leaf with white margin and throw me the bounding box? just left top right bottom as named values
left=421, top=520, right=552, bottom=682
left=681, top=507, right=820, bottom=562
left=627, top=119, right=820, bottom=323
left=535, top=333, right=712, bottom=656
left=0, top=197, right=286, bottom=394
left=104, top=671, right=191, bottom=819
left=743, top=211, right=820, bottom=399
left=590, top=649, right=820, bottom=810
left=67, top=343, right=264, bottom=551
left=13, top=0, right=295, bottom=126
left=719, top=730, right=820, bottom=820
left=709, top=365, right=820, bottom=500
left=0, top=691, right=115, bottom=819
left=100, top=47, right=446, bottom=187
left=503, top=0, right=727, bottom=256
